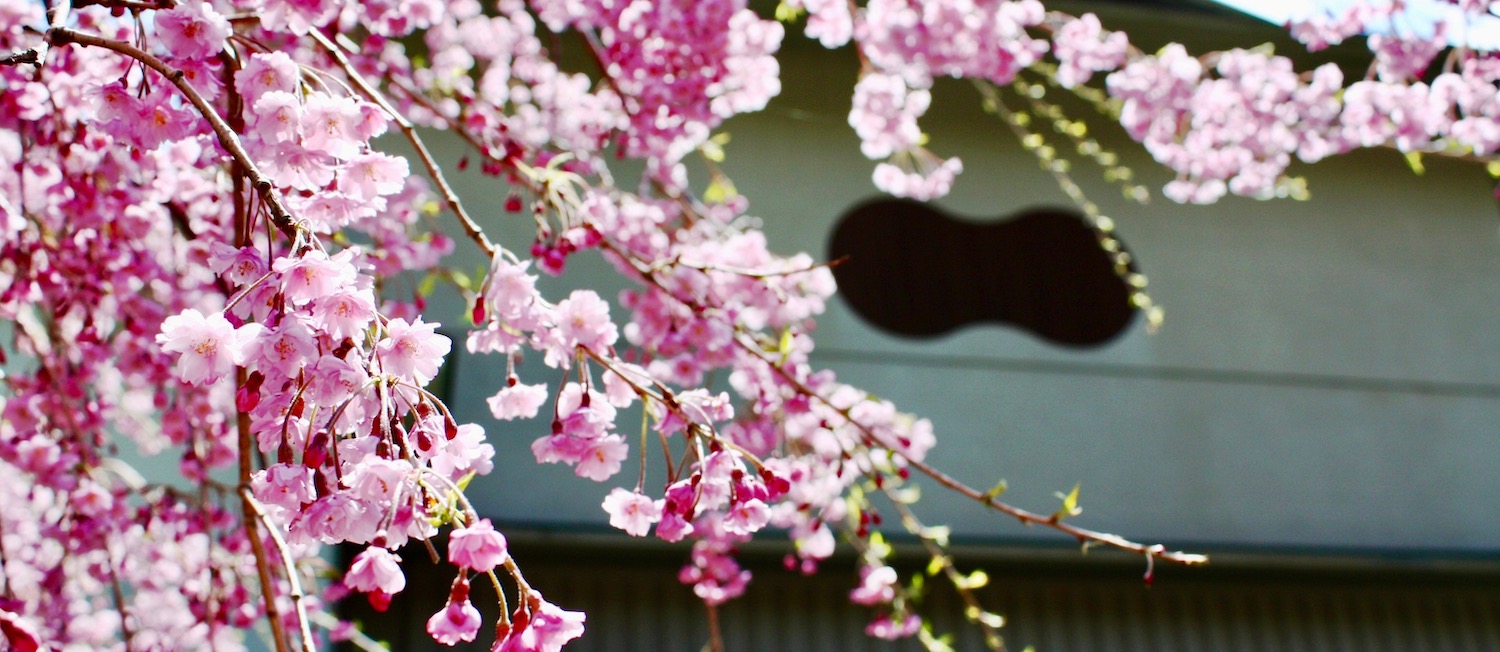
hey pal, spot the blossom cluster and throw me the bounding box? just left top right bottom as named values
left=776, top=0, right=1500, bottom=203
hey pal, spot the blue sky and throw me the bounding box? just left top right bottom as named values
left=1211, top=0, right=1500, bottom=48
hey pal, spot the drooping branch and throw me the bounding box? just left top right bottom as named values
left=242, top=490, right=317, bottom=652
left=307, top=29, right=498, bottom=258
left=237, top=376, right=291, bottom=652
left=743, top=333, right=1208, bottom=566
left=596, top=239, right=1206, bottom=567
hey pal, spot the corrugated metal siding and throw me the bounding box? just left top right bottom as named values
left=345, top=540, right=1500, bottom=651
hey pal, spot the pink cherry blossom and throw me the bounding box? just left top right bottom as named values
left=602, top=488, right=660, bottom=537
left=312, top=288, right=378, bottom=341
left=274, top=250, right=358, bottom=305
left=545, top=290, right=618, bottom=366
left=573, top=435, right=628, bottom=482
left=722, top=498, right=770, bottom=536
left=301, top=94, right=367, bottom=160
left=251, top=463, right=316, bottom=512
left=849, top=565, right=898, bottom=606
left=251, top=91, right=303, bottom=144
left=449, top=519, right=509, bottom=573
left=496, top=595, right=586, bottom=652
left=235, top=51, right=301, bottom=101
left=155, top=309, right=257, bottom=385
left=345, top=547, right=407, bottom=596
left=340, top=152, right=410, bottom=201
left=866, top=614, right=921, bottom=640
left=426, top=596, right=482, bottom=646
left=377, top=317, right=451, bottom=385
left=487, top=382, right=548, bottom=420
left=244, top=317, right=318, bottom=379
left=153, top=1, right=230, bottom=61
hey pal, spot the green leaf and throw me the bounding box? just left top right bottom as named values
left=455, top=471, right=477, bottom=492
left=417, top=272, right=439, bottom=298
left=890, top=485, right=921, bottom=505
left=982, top=479, right=1008, bottom=500
left=918, top=627, right=956, bottom=652
left=703, top=175, right=737, bottom=204
left=1053, top=483, right=1083, bottom=520
left=1487, top=160, right=1500, bottom=178
left=955, top=569, right=989, bottom=590
left=701, top=138, right=726, bottom=163
left=926, top=556, right=945, bottom=576
left=920, top=525, right=951, bottom=546
left=449, top=269, right=472, bottom=293
left=774, top=1, right=804, bottom=22
left=1405, top=151, right=1425, bottom=176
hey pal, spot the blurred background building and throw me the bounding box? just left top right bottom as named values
left=351, top=1, right=1500, bottom=649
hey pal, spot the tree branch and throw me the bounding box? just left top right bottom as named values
left=237, top=373, right=291, bottom=652
left=242, top=490, right=317, bottom=652
left=0, top=49, right=39, bottom=66
left=741, top=333, right=1208, bottom=566
left=45, top=27, right=302, bottom=243
left=598, top=239, right=1206, bottom=567
left=308, top=29, right=497, bottom=258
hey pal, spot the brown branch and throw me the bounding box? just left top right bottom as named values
left=596, top=239, right=1205, bottom=567
left=705, top=603, right=725, bottom=652
left=308, top=30, right=497, bottom=258
left=741, top=333, right=1207, bottom=566
left=71, top=0, right=176, bottom=10
left=237, top=370, right=291, bottom=652
left=242, top=489, right=318, bottom=652
left=45, top=27, right=302, bottom=243
left=108, top=563, right=137, bottom=652
left=0, top=49, right=39, bottom=66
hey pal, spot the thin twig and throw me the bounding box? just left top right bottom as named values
left=598, top=239, right=1206, bottom=566
left=884, top=490, right=1005, bottom=651
left=108, top=562, right=138, bottom=652
left=705, top=603, right=724, bottom=652
left=237, top=373, right=292, bottom=652
left=308, top=29, right=497, bottom=258
left=743, top=333, right=1207, bottom=566
left=242, top=490, right=318, bottom=652
left=0, top=49, right=39, bottom=66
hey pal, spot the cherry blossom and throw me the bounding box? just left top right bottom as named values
left=377, top=317, right=452, bottom=385
left=449, top=519, right=510, bottom=573
left=345, top=547, right=408, bottom=597
left=488, top=381, right=549, bottom=420
left=427, top=595, right=483, bottom=646
left=602, top=488, right=661, bottom=537
left=496, top=595, right=586, bottom=652
left=155, top=309, right=257, bottom=385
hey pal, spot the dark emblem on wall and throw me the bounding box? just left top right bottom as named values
left=827, top=198, right=1137, bottom=347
